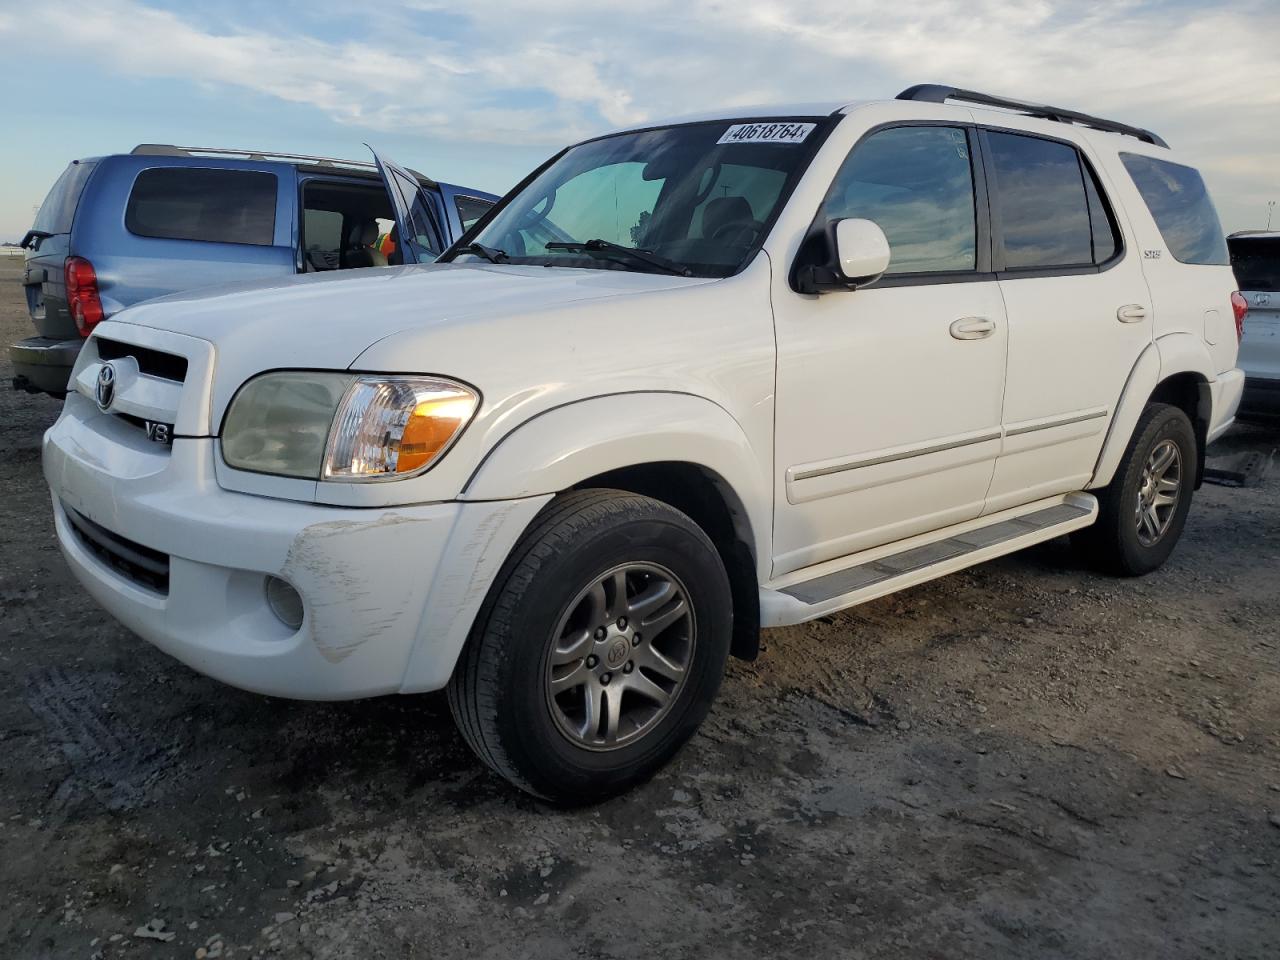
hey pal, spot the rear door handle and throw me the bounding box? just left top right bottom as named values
left=1117, top=304, right=1148, bottom=323
left=949, top=316, right=996, bottom=340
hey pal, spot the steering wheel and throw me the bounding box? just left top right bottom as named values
left=710, top=219, right=763, bottom=244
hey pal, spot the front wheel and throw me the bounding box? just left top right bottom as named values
left=1074, top=402, right=1197, bottom=576
left=447, top=490, right=733, bottom=804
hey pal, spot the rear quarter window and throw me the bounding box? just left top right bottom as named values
left=1120, top=154, right=1228, bottom=265
left=126, top=168, right=277, bottom=245
left=32, top=160, right=98, bottom=235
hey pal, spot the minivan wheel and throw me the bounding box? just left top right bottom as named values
left=1073, top=402, right=1197, bottom=577
left=447, top=490, right=733, bottom=804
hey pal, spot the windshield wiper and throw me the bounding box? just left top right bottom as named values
left=545, top=239, right=692, bottom=277
left=460, top=242, right=509, bottom=264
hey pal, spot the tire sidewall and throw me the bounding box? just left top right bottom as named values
left=489, top=510, right=732, bottom=800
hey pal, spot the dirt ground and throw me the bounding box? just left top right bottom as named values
left=1, top=258, right=1278, bottom=960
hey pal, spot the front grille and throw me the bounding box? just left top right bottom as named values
left=96, top=337, right=188, bottom=383
left=66, top=508, right=170, bottom=594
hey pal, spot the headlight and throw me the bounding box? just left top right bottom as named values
left=222, top=372, right=478, bottom=481
left=323, top=377, right=478, bottom=480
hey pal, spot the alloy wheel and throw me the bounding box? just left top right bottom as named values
left=545, top=562, right=695, bottom=751
left=1135, top=438, right=1182, bottom=547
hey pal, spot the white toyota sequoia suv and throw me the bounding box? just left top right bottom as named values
left=43, top=86, right=1245, bottom=802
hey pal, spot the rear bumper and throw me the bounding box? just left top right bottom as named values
left=1239, top=375, right=1280, bottom=420
left=9, top=335, right=81, bottom=395
left=43, top=395, right=550, bottom=699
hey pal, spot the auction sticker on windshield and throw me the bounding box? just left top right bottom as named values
left=717, top=122, right=816, bottom=145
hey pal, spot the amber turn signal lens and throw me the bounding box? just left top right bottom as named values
left=397, top=397, right=476, bottom=473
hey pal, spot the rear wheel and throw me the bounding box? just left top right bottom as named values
left=447, top=490, right=732, bottom=804
left=1074, top=402, right=1197, bottom=576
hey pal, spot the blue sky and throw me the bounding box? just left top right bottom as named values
left=1, top=0, right=1277, bottom=242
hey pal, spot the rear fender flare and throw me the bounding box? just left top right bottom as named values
left=1090, top=335, right=1213, bottom=488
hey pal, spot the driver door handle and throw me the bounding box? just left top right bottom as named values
left=949, top=316, right=996, bottom=340
left=1117, top=304, right=1148, bottom=323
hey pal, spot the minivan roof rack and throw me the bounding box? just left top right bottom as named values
left=896, top=85, right=1169, bottom=148
left=130, top=144, right=378, bottom=171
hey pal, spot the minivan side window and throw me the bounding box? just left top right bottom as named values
left=125, top=168, right=277, bottom=246
left=822, top=126, right=977, bottom=275
left=33, top=160, right=98, bottom=235
left=1120, top=154, right=1229, bottom=266
left=985, top=131, right=1119, bottom=270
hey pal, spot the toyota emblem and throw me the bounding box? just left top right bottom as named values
left=95, top=362, right=117, bottom=412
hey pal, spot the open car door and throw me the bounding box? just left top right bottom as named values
left=367, top=145, right=445, bottom=264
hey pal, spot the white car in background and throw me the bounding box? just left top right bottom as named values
left=43, top=85, right=1244, bottom=803
left=1228, top=231, right=1280, bottom=419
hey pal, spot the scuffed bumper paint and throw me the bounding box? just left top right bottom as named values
left=43, top=395, right=550, bottom=700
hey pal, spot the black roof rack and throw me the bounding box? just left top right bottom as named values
left=896, top=84, right=1168, bottom=148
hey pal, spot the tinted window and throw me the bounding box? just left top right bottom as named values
left=1228, top=235, right=1280, bottom=292
left=1121, top=154, right=1229, bottom=265
left=823, top=126, right=976, bottom=274
left=455, top=196, right=493, bottom=231
left=125, top=168, right=277, bottom=245
left=986, top=132, right=1096, bottom=269
left=32, top=161, right=98, bottom=234
left=384, top=169, right=442, bottom=258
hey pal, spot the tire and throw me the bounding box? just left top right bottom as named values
left=447, top=489, right=733, bottom=804
left=1073, top=402, right=1197, bottom=576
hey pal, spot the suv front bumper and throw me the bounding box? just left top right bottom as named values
left=10, top=335, right=81, bottom=395
left=43, top=397, right=549, bottom=700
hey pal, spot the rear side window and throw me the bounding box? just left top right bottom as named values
left=985, top=131, right=1118, bottom=269
left=33, top=160, right=98, bottom=234
left=455, top=195, right=494, bottom=232
left=1120, top=154, right=1228, bottom=265
left=823, top=125, right=977, bottom=274
left=126, top=168, right=277, bottom=245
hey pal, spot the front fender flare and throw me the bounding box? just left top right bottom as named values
left=460, top=391, right=772, bottom=566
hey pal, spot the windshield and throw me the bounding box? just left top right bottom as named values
left=450, top=118, right=830, bottom=278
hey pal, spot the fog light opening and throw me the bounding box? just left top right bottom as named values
left=265, top=576, right=305, bottom=631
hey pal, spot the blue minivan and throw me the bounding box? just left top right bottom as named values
left=11, top=145, right=499, bottom=396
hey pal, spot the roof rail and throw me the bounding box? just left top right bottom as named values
left=130, top=144, right=378, bottom=170
left=896, top=85, right=1169, bottom=148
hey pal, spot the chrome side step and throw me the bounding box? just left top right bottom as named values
left=761, top=494, right=1097, bottom=627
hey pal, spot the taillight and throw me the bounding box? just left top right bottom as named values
left=1230, top=291, right=1248, bottom=342
left=64, top=256, right=104, bottom=336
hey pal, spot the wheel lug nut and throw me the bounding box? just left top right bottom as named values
left=623, top=662, right=634, bottom=674
left=632, top=634, right=642, bottom=646
left=595, top=627, right=606, bottom=640
left=586, top=655, right=598, bottom=668
left=601, top=673, right=612, bottom=685
left=617, top=617, right=627, bottom=629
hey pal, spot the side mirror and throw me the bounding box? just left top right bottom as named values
left=792, top=218, right=891, bottom=294
left=834, top=218, right=891, bottom=284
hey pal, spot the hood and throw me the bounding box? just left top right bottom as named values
left=109, top=261, right=710, bottom=372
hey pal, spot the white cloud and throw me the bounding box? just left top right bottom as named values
left=2, top=0, right=1277, bottom=229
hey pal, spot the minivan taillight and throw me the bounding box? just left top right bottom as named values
left=1230, top=291, right=1248, bottom=342
left=65, top=256, right=104, bottom=336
